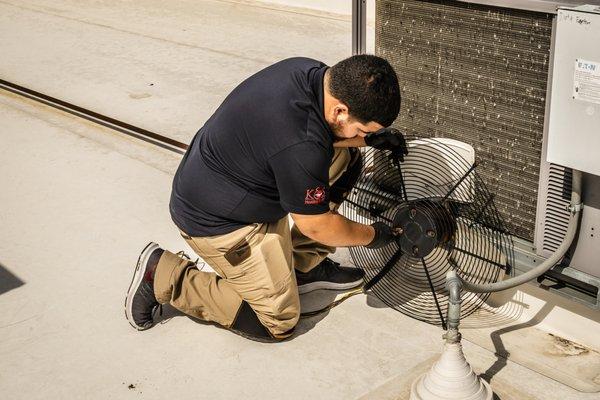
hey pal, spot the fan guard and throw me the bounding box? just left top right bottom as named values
left=340, top=138, right=513, bottom=328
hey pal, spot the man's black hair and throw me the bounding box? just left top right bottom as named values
left=328, top=55, right=400, bottom=127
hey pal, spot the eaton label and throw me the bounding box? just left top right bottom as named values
left=573, top=59, right=600, bottom=105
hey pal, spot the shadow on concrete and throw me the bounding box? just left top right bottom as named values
left=480, top=303, right=554, bottom=383
left=365, top=292, right=388, bottom=308
left=154, top=289, right=348, bottom=341
left=295, top=288, right=352, bottom=337
left=153, top=305, right=241, bottom=338
left=0, top=261, right=25, bottom=295
left=461, top=288, right=527, bottom=329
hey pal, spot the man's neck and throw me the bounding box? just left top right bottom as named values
left=323, top=69, right=335, bottom=123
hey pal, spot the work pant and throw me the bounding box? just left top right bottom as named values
left=154, top=148, right=357, bottom=339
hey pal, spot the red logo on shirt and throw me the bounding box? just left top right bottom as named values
left=305, top=187, right=326, bottom=205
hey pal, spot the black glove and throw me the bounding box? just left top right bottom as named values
left=364, top=127, right=409, bottom=162
left=366, top=222, right=398, bottom=249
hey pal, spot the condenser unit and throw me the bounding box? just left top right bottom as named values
left=375, top=0, right=600, bottom=308
left=540, top=5, right=600, bottom=299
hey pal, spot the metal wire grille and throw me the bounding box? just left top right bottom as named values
left=341, top=139, right=513, bottom=326
left=542, top=165, right=573, bottom=254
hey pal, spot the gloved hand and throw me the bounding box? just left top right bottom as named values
left=366, top=221, right=398, bottom=249
left=364, top=127, right=409, bottom=162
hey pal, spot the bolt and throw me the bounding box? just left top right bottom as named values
left=426, top=230, right=436, bottom=238
left=412, top=246, right=419, bottom=255
left=409, top=208, right=417, bottom=219
left=395, top=227, right=404, bottom=235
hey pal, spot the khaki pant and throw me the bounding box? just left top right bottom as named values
left=154, top=148, right=352, bottom=338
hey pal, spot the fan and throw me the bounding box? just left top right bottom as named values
left=338, top=137, right=582, bottom=399
left=339, top=137, right=513, bottom=328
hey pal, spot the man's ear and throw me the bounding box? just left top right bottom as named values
left=333, top=103, right=349, bottom=122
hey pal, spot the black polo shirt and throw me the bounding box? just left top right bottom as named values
left=170, top=57, right=335, bottom=237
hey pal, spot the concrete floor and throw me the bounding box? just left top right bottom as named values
left=2, top=90, right=599, bottom=400
left=0, top=90, right=441, bottom=398
left=1, top=1, right=599, bottom=399
left=0, top=0, right=363, bottom=144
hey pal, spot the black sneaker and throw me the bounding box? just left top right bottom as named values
left=295, top=257, right=365, bottom=294
left=125, top=242, right=164, bottom=331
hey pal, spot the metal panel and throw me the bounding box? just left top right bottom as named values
left=376, top=0, right=553, bottom=240
left=546, top=6, right=600, bottom=176
left=537, top=164, right=573, bottom=255
left=569, top=173, right=600, bottom=278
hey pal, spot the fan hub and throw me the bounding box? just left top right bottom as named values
left=393, top=201, right=456, bottom=258
left=404, top=222, right=423, bottom=242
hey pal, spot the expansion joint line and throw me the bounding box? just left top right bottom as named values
left=0, top=78, right=188, bottom=155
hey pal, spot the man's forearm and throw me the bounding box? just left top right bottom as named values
left=300, top=212, right=375, bottom=247
left=333, top=137, right=366, bottom=148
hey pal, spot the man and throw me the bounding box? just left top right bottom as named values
left=125, top=55, right=407, bottom=342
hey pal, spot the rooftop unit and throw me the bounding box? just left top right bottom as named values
left=375, top=0, right=600, bottom=307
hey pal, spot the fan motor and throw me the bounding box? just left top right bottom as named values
left=392, top=200, right=457, bottom=259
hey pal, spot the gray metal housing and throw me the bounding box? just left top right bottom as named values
left=373, top=0, right=600, bottom=306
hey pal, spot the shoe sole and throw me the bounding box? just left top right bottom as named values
left=124, top=242, right=160, bottom=331
left=297, top=278, right=364, bottom=295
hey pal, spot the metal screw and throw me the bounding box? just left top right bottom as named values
left=412, top=246, right=419, bottom=255
left=426, top=230, right=436, bottom=238
left=395, top=227, right=404, bottom=235
left=409, top=208, right=417, bottom=219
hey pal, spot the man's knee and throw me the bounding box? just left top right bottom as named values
left=230, top=296, right=300, bottom=343
left=268, top=300, right=301, bottom=337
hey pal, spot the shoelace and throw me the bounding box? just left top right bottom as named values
left=322, top=257, right=341, bottom=276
